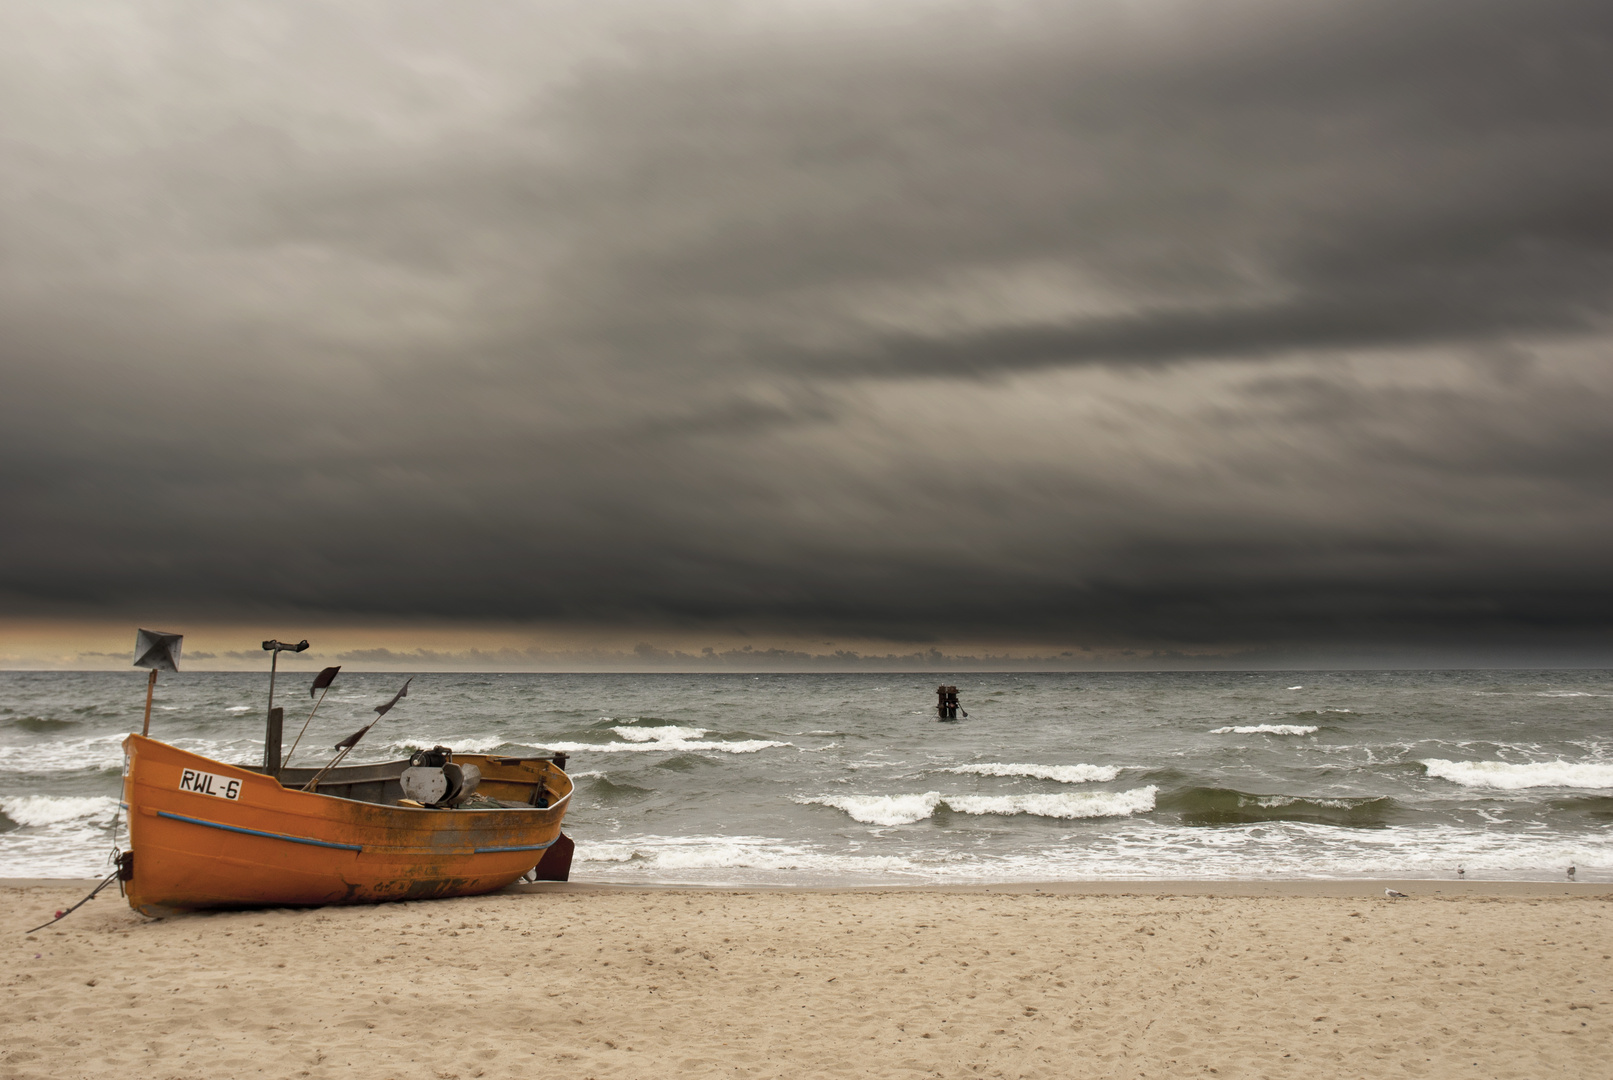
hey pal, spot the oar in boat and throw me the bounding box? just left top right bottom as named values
left=133, top=629, right=183, bottom=735
left=278, top=666, right=341, bottom=776
left=303, top=677, right=412, bottom=792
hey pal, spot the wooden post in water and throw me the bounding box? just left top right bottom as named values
left=936, top=685, right=960, bottom=719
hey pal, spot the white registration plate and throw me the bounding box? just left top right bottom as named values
left=178, top=769, right=242, bottom=801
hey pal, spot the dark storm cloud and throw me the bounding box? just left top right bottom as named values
left=2, top=0, right=1612, bottom=657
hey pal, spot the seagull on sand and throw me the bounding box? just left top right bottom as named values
left=1385, top=888, right=1409, bottom=899
left=1456, top=866, right=1465, bottom=878
left=1568, top=865, right=1576, bottom=881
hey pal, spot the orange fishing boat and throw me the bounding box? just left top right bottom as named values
left=115, top=631, right=574, bottom=914
left=120, top=736, right=573, bottom=913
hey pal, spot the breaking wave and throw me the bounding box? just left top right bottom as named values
left=804, top=792, right=943, bottom=825
left=0, top=733, right=129, bottom=773
left=1422, top=759, right=1613, bottom=790
left=0, top=794, right=119, bottom=828
left=392, top=729, right=787, bottom=757
left=945, top=789, right=1159, bottom=819
left=942, top=762, right=1122, bottom=784
left=391, top=734, right=528, bottom=755
left=800, top=787, right=1158, bottom=825
left=1159, top=787, right=1399, bottom=828
left=538, top=737, right=789, bottom=755
left=1211, top=724, right=1318, bottom=736
left=611, top=725, right=709, bottom=743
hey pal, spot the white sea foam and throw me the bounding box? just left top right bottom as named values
left=225, top=705, right=253, bottom=713
left=573, top=834, right=920, bottom=879
left=611, top=725, right=708, bottom=743
left=1211, top=724, right=1318, bottom=735
left=537, top=738, right=789, bottom=755
left=943, top=762, right=1122, bottom=784
left=577, top=843, right=637, bottom=863
left=0, top=794, right=119, bottom=827
left=1250, top=794, right=1359, bottom=810
left=0, top=733, right=129, bottom=773
left=804, top=792, right=943, bottom=825
left=403, top=725, right=786, bottom=755
left=390, top=734, right=525, bottom=755
left=0, top=795, right=123, bottom=878
left=567, top=821, right=1612, bottom=885
left=1422, top=759, right=1613, bottom=790
left=802, top=786, right=1158, bottom=825
left=944, top=787, right=1158, bottom=819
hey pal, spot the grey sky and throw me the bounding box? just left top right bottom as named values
left=3, top=0, right=1611, bottom=661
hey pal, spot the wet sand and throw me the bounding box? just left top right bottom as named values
left=4, top=880, right=1610, bottom=1079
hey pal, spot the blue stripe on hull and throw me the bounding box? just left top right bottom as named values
left=156, top=810, right=557, bottom=856
left=473, top=838, right=559, bottom=854
left=155, top=811, right=363, bottom=851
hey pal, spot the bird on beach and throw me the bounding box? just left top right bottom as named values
left=1385, top=888, right=1409, bottom=899
left=1456, top=866, right=1465, bottom=879
left=1568, top=865, right=1576, bottom=881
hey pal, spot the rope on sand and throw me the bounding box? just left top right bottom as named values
left=24, top=869, right=120, bottom=935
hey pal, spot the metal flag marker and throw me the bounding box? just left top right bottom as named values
left=305, top=677, right=412, bottom=792
left=279, top=666, right=341, bottom=775
left=133, top=629, right=183, bottom=736
left=262, top=638, right=310, bottom=717
left=261, top=639, right=309, bottom=774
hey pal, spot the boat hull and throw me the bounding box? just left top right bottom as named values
left=121, top=734, right=571, bottom=913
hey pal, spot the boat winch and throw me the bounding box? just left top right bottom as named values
left=400, top=745, right=481, bottom=807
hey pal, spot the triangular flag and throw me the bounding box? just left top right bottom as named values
left=374, top=677, right=412, bottom=717
left=310, top=667, right=340, bottom=696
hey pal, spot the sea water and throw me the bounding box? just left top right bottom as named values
left=2, top=669, right=1610, bottom=883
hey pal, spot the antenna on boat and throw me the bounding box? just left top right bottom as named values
left=133, top=629, right=183, bottom=736
left=279, top=666, right=341, bottom=775
left=304, top=677, right=412, bottom=792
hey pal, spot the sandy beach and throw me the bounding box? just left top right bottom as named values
left=3, top=880, right=1609, bottom=1080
